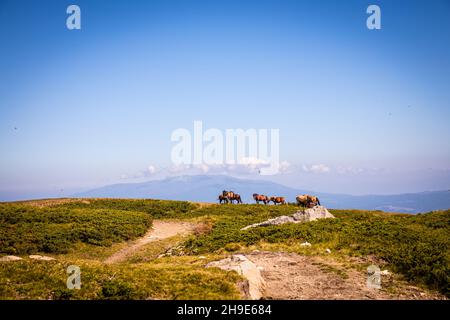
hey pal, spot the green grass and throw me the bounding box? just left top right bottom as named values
left=0, top=199, right=449, bottom=298
left=0, top=204, right=152, bottom=254
left=0, top=257, right=242, bottom=300
left=183, top=206, right=450, bottom=296
left=55, top=199, right=198, bottom=219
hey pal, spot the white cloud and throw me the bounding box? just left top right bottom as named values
left=302, top=164, right=330, bottom=174
left=336, top=166, right=364, bottom=175
left=121, top=164, right=159, bottom=180
left=237, top=157, right=269, bottom=166
left=166, top=157, right=285, bottom=176
left=279, top=161, right=291, bottom=173
left=122, top=159, right=291, bottom=180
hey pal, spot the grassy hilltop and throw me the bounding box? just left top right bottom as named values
left=0, top=199, right=449, bottom=299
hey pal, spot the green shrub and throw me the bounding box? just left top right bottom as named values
left=100, top=280, right=135, bottom=300
left=57, top=199, right=198, bottom=219
left=0, top=204, right=152, bottom=254
left=1, top=199, right=448, bottom=297
left=185, top=207, right=450, bottom=297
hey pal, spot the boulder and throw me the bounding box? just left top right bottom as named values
left=206, top=254, right=265, bottom=300
left=292, top=206, right=335, bottom=222
left=241, top=206, right=334, bottom=230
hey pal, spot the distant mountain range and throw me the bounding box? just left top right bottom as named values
left=75, top=175, right=450, bottom=214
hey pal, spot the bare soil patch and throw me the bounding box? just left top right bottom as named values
left=104, top=220, right=196, bottom=264
left=246, top=251, right=444, bottom=300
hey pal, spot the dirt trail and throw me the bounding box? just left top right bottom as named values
left=246, top=251, right=443, bottom=300
left=104, top=221, right=195, bottom=264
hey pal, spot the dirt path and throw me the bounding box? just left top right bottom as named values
left=246, top=251, right=443, bottom=300
left=104, top=221, right=195, bottom=264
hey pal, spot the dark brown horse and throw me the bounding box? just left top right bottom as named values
left=296, top=194, right=320, bottom=208
left=218, top=194, right=228, bottom=204
left=253, top=193, right=269, bottom=204
left=222, top=190, right=243, bottom=204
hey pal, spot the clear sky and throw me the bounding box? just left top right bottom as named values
left=1, top=0, right=449, bottom=199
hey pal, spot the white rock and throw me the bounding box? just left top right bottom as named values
left=300, top=241, right=311, bottom=246
left=241, top=206, right=334, bottom=230
left=325, top=248, right=331, bottom=254
left=29, top=255, right=55, bottom=261
left=0, top=255, right=23, bottom=262
left=198, top=256, right=206, bottom=259
left=206, top=255, right=266, bottom=300
left=292, top=206, right=335, bottom=222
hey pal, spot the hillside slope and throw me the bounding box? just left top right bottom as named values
left=1, top=198, right=449, bottom=299
left=75, top=175, right=450, bottom=213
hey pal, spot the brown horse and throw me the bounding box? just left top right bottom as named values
left=222, top=190, right=243, bottom=204
left=253, top=193, right=269, bottom=204
left=296, top=194, right=320, bottom=208
left=218, top=194, right=228, bottom=204
left=269, top=196, right=286, bottom=205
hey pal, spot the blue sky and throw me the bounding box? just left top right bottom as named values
left=0, top=0, right=449, bottom=199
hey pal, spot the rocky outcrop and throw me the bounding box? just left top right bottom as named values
left=206, top=254, right=266, bottom=300
left=241, top=206, right=334, bottom=230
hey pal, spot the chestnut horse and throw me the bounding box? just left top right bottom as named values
left=269, top=196, right=286, bottom=205
left=253, top=193, right=269, bottom=204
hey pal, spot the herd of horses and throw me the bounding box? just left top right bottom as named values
left=218, top=190, right=321, bottom=208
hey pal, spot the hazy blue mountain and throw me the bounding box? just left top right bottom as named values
left=75, top=175, right=450, bottom=214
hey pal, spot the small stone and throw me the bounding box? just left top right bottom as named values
left=325, top=248, right=331, bottom=254
left=29, top=255, right=55, bottom=261
left=300, top=242, right=311, bottom=246
left=0, top=255, right=23, bottom=262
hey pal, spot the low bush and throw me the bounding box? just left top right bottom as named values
left=0, top=204, right=152, bottom=254
left=185, top=207, right=450, bottom=296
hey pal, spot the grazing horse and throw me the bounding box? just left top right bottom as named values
left=269, top=196, right=286, bottom=205
left=231, top=194, right=243, bottom=204
left=296, top=194, right=320, bottom=208
left=253, top=193, right=269, bottom=204
left=222, top=190, right=243, bottom=204
left=218, top=194, right=228, bottom=204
